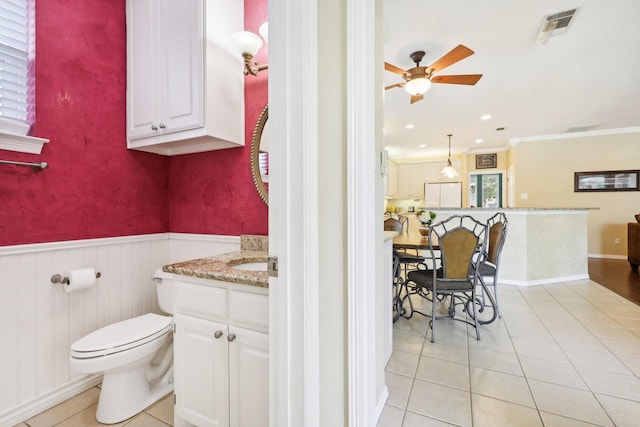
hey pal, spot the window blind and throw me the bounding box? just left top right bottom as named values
left=0, top=0, right=30, bottom=124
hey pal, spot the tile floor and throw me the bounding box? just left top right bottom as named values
left=377, top=278, right=640, bottom=427
left=14, top=279, right=640, bottom=427
left=14, top=388, right=173, bottom=427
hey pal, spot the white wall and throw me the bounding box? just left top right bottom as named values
left=0, top=233, right=239, bottom=426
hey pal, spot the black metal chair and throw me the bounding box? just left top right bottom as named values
left=397, top=214, right=409, bottom=233
left=476, top=212, right=508, bottom=318
left=384, top=217, right=426, bottom=279
left=404, top=215, right=488, bottom=342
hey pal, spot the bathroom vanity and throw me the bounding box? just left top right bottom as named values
left=164, top=248, right=269, bottom=427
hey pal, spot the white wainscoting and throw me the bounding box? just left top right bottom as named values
left=168, top=233, right=240, bottom=262
left=0, top=232, right=240, bottom=426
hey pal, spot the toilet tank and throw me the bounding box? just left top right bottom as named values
left=154, top=269, right=175, bottom=315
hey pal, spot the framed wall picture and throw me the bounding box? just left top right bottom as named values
left=574, top=170, right=640, bottom=192
left=475, top=153, right=497, bottom=169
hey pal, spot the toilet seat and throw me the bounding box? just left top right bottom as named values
left=71, top=313, right=172, bottom=359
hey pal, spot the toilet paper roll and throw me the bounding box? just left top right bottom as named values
left=64, top=268, right=97, bottom=293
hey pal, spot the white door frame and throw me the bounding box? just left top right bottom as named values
left=268, top=0, right=320, bottom=425
left=269, top=0, right=380, bottom=425
left=346, top=0, right=383, bottom=425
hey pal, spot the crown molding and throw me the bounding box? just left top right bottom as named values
left=509, top=126, right=640, bottom=146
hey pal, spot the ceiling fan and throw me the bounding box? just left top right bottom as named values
left=385, top=44, right=482, bottom=104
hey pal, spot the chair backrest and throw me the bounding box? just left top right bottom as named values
left=397, top=214, right=409, bottom=233
left=486, top=212, right=508, bottom=264
left=384, top=217, right=404, bottom=233
left=428, top=215, right=488, bottom=280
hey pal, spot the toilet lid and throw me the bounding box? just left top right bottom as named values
left=71, top=313, right=172, bottom=358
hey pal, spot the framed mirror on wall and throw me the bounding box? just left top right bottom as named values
left=251, top=105, right=269, bottom=205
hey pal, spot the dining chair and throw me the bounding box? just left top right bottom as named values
left=384, top=217, right=404, bottom=233
left=476, top=212, right=508, bottom=318
left=385, top=217, right=426, bottom=280
left=397, top=214, right=409, bottom=233
left=404, top=215, right=488, bottom=342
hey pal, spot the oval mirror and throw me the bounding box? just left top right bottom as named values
left=250, top=105, right=269, bottom=205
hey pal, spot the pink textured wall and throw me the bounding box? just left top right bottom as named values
left=0, top=0, right=169, bottom=246
left=0, top=0, right=266, bottom=246
left=168, top=0, right=268, bottom=235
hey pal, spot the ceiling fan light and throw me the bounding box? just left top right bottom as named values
left=231, top=30, right=263, bottom=56
left=404, top=77, right=431, bottom=96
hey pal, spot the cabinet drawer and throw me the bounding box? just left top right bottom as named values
left=229, top=290, right=269, bottom=332
left=176, top=281, right=227, bottom=320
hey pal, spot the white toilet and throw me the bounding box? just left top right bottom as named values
left=69, top=269, right=175, bottom=424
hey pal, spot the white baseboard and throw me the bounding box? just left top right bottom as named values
left=0, top=375, right=101, bottom=426
left=588, top=253, right=627, bottom=260
left=500, top=273, right=590, bottom=287
left=374, top=385, right=390, bottom=425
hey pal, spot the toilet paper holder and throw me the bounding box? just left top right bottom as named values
left=51, top=271, right=102, bottom=284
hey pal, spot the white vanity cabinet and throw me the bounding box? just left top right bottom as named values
left=126, top=0, right=245, bottom=155
left=173, top=278, right=268, bottom=427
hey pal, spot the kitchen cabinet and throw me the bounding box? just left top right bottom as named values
left=126, top=0, right=245, bottom=155
left=397, top=164, right=425, bottom=198
left=174, top=278, right=268, bottom=427
left=385, top=160, right=398, bottom=198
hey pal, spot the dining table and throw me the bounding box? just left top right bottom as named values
left=392, top=231, right=433, bottom=251
left=391, top=231, right=498, bottom=325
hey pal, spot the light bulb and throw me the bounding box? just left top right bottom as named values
left=259, top=22, right=268, bottom=42
left=404, top=77, right=431, bottom=96
left=231, top=31, right=263, bottom=56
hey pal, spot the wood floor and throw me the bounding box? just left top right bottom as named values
left=588, top=257, right=640, bottom=306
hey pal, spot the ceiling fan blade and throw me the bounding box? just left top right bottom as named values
left=428, top=45, right=474, bottom=73
left=410, top=94, right=423, bottom=104
left=385, top=82, right=405, bottom=90
left=431, top=74, right=483, bottom=85
left=385, top=62, right=407, bottom=75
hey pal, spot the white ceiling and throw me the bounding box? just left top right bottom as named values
left=382, top=0, right=640, bottom=160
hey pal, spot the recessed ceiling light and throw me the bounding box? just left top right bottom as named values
left=405, top=124, right=415, bottom=129
left=480, top=114, right=491, bottom=120
left=418, top=144, right=426, bottom=148
left=475, top=139, right=484, bottom=144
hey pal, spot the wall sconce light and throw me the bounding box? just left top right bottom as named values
left=231, top=22, right=268, bottom=76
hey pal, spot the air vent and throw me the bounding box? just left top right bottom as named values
left=536, top=8, right=578, bottom=44
left=546, top=9, right=576, bottom=30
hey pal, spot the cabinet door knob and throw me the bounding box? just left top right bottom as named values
left=227, top=333, right=236, bottom=342
left=159, top=123, right=166, bottom=129
left=214, top=330, right=223, bottom=339
left=151, top=125, right=158, bottom=131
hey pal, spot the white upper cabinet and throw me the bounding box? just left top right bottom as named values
left=396, top=164, right=425, bottom=198
left=385, top=159, right=398, bottom=198
left=126, top=0, right=245, bottom=155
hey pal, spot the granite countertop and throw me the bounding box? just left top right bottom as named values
left=419, top=207, right=599, bottom=211
left=163, top=250, right=269, bottom=288
left=384, top=230, right=399, bottom=241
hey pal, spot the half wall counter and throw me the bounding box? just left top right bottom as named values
left=421, top=208, right=592, bottom=286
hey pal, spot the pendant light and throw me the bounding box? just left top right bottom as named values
left=440, top=134, right=459, bottom=179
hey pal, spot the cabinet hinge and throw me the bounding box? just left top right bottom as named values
left=268, top=255, right=278, bottom=278
left=173, top=323, right=176, bottom=334
left=174, top=394, right=176, bottom=405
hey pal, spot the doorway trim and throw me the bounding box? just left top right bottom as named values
left=468, top=170, right=507, bottom=208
